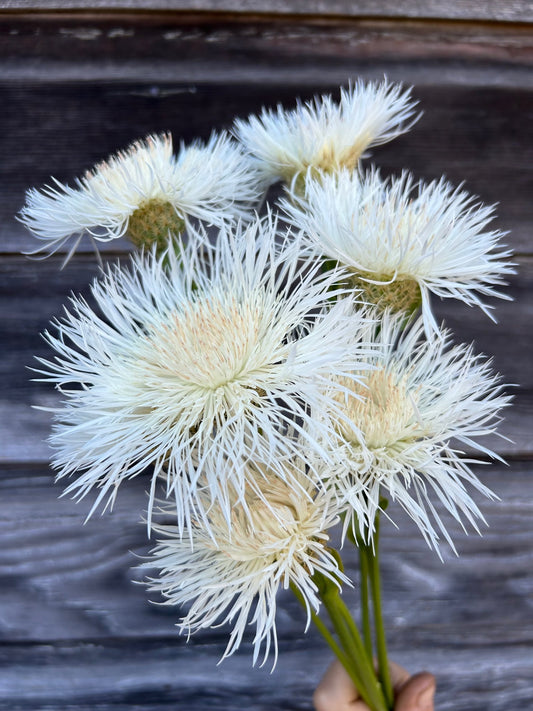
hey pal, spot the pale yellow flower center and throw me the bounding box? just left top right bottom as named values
left=202, top=478, right=322, bottom=564
left=233, top=503, right=304, bottom=561
left=148, top=293, right=273, bottom=392
left=282, top=137, right=370, bottom=191
left=128, top=198, right=185, bottom=251
left=352, top=272, right=422, bottom=316
left=336, top=369, right=422, bottom=449
left=307, top=139, right=368, bottom=175
left=229, top=498, right=316, bottom=562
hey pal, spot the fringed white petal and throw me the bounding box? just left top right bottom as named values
left=234, top=79, right=418, bottom=181
left=319, top=312, right=511, bottom=551
left=282, top=169, right=514, bottom=335
left=144, top=471, right=348, bottom=667
left=35, top=216, right=372, bottom=529
left=20, top=132, right=265, bottom=259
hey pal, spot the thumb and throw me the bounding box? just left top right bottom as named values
left=395, top=672, right=436, bottom=711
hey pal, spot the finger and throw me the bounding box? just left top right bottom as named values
left=313, top=659, right=369, bottom=711
left=313, top=660, right=358, bottom=710
left=388, top=660, right=411, bottom=692
left=395, top=672, right=436, bottom=711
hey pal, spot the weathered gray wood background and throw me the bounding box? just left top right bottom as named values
left=0, top=3, right=532, bottom=709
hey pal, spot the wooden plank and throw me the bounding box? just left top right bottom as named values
left=1, top=461, right=531, bottom=642
left=1, top=17, right=532, bottom=85
left=0, top=255, right=528, bottom=461
left=2, top=18, right=532, bottom=253
left=3, top=81, right=533, bottom=254
left=0, top=639, right=531, bottom=710
left=1, top=1, right=533, bottom=24
left=0, top=461, right=531, bottom=709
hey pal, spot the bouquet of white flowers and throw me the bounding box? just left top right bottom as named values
left=21, top=80, right=512, bottom=711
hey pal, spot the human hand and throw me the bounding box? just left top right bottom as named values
left=313, top=659, right=436, bottom=711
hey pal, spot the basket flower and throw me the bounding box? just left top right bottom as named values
left=145, top=461, right=350, bottom=667
left=321, top=313, right=510, bottom=550
left=35, top=216, right=370, bottom=529
left=20, top=132, right=265, bottom=260
left=234, top=80, right=418, bottom=187
left=282, top=169, right=514, bottom=334
left=23, top=79, right=514, bottom=711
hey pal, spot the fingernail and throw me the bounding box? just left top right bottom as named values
left=416, top=681, right=435, bottom=710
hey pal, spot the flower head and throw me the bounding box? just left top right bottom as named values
left=322, top=313, right=510, bottom=550
left=282, top=169, right=514, bottom=334
left=35, top=215, right=368, bottom=528
left=145, top=465, right=347, bottom=667
left=20, top=132, right=264, bottom=260
left=234, top=80, right=418, bottom=186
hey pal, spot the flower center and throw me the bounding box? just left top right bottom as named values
left=148, top=291, right=276, bottom=392
left=215, top=487, right=317, bottom=563
left=336, top=369, right=421, bottom=450
left=282, top=138, right=370, bottom=191
left=352, top=272, right=421, bottom=316
left=127, top=199, right=185, bottom=251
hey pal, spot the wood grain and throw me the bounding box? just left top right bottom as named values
left=0, top=462, right=531, bottom=710
left=1, top=1, right=533, bottom=24
left=2, top=16, right=532, bottom=85
left=0, top=639, right=531, bottom=710
left=1, top=6, right=532, bottom=711
left=1, top=16, right=532, bottom=255
left=2, top=462, right=531, bottom=642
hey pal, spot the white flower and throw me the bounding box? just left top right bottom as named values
left=234, top=80, right=418, bottom=184
left=20, top=132, right=264, bottom=260
left=144, top=466, right=348, bottom=667
left=322, top=313, right=510, bottom=551
left=282, top=169, right=514, bottom=334
left=35, top=215, right=368, bottom=528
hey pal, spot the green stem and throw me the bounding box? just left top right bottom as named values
left=359, top=543, right=373, bottom=659
left=290, top=583, right=372, bottom=705
left=290, top=582, right=348, bottom=669
left=321, top=587, right=388, bottom=711
left=367, top=516, right=394, bottom=710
